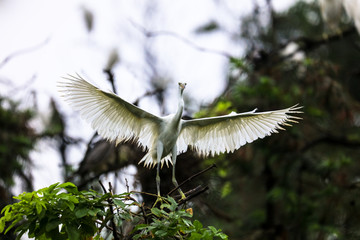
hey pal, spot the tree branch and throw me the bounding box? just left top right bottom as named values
left=294, top=26, right=357, bottom=52
left=0, top=38, right=50, bottom=69
left=301, top=134, right=360, bottom=152
left=99, top=181, right=120, bottom=240
left=131, top=21, right=233, bottom=59
left=167, top=164, right=216, bottom=196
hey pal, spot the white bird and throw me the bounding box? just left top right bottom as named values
left=58, top=74, right=302, bottom=199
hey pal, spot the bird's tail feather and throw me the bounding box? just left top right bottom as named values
left=138, top=153, right=173, bottom=169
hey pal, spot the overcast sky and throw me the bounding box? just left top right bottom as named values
left=0, top=0, right=298, bottom=192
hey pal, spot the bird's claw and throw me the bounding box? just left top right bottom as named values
left=152, top=195, right=164, bottom=208
left=179, top=191, right=186, bottom=200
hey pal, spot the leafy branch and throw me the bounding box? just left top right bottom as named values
left=0, top=182, right=228, bottom=240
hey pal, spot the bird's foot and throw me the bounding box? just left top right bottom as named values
left=179, top=190, right=186, bottom=200
left=152, top=195, right=164, bottom=208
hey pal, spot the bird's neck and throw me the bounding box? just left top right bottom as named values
left=174, top=95, right=184, bottom=123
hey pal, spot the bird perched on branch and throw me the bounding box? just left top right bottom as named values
left=59, top=74, right=302, bottom=200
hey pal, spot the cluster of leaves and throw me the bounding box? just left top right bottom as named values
left=0, top=182, right=228, bottom=240
left=0, top=182, right=111, bottom=239
left=134, top=197, right=227, bottom=240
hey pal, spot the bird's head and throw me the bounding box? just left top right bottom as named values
left=178, top=82, right=186, bottom=94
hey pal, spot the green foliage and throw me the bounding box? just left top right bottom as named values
left=194, top=100, right=234, bottom=119
left=0, top=182, right=109, bottom=239
left=134, top=197, right=227, bottom=240
left=0, top=182, right=228, bottom=240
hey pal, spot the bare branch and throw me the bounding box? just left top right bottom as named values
left=131, top=21, right=233, bottom=59
left=0, top=37, right=50, bottom=69
left=178, top=185, right=209, bottom=205
left=168, top=163, right=216, bottom=196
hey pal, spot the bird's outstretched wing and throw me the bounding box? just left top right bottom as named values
left=58, top=74, right=162, bottom=150
left=177, top=105, right=302, bottom=156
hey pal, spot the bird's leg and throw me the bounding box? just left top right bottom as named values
left=153, top=141, right=164, bottom=207
left=171, top=146, right=186, bottom=200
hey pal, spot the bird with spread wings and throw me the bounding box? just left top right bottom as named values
left=58, top=74, right=302, bottom=200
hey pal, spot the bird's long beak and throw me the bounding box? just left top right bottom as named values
left=178, top=82, right=187, bottom=90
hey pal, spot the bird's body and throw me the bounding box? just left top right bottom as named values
left=156, top=115, right=181, bottom=156
left=59, top=74, right=302, bottom=199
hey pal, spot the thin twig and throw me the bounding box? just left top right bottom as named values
left=131, top=21, right=233, bottom=59
left=178, top=185, right=209, bottom=205
left=125, top=178, right=129, bottom=193
left=131, top=190, right=159, bottom=198
left=0, top=37, right=50, bottom=69
left=141, top=202, right=149, bottom=224
left=133, top=88, right=164, bottom=106
left=99, top=181, right=120, bottom=240
left=109, top=182, right=114, bottom=194
left=295, top=26, right=357, bottom=52
left=168, top=164, right=216, bottom=196
left=99, top=180, right=107, bottom=193
left=103, top=69, right=117, bottom=93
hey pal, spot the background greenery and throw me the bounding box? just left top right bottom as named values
left=2, top=1, right=360, bottom=239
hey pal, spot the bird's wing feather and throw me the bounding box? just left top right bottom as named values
left=177, top=105, right=302, bottom=156
left=58, top=74, right=162, bottom=150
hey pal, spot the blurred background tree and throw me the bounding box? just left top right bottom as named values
left=0, top=97, right=36, bottom=240
left=2, top=0, right=360, bottom=239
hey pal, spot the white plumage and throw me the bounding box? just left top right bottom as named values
left=319, top=0, right=343, bottom=31
left=58, top=74, right=302, bottom=198
left=342, top=0, right=360, bottom=35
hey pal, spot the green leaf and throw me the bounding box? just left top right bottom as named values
left=154, top=229, right=168, bottom=237
left=151, top=208, right=162, bottom=217
left=75, top=208, right=88, bottom=218
left=208, top=225, right=218, bottom=234
left=215, top=101, right=232, bottom=113
left=66, top=225, right=80, bottom=240
left=166, top=197, right=178, bottom=211
left=46, top=218, right=60, bottom=232
left=193, top=220, right=203, bottom=230
left=221, top=181, right=232, bottom=198
left=4, top=216, right=22, bottom=234
left=132, top=233, right=144, bottom=240
left=87, top=208, right=99, bottom=216
left=47, top=182, right=60, bottom=193
left=189, top=232, right=203, bottom=240
left=182, top=218, right=192, bottom=227
left=218, top=232, right=228, bottom=239
left=62, top=194, right=79, bottom=204
left=113, top=198, right=126, bottom=208
left=1, top=204, right=11, bottom=215
left=133, top=223, right=148, bottom=231
left=64, top=200, right=75, bottom=211
left=0, top=218, right=5, bottom=233
left=36, top=202, right=43, bottom=215
left=58, top=182, right=78, bottom=194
